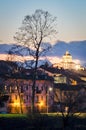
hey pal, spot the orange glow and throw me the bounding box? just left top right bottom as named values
left=0, top=54, right=61, bottom=63
left=12, top=100, right=20, bottom=107
left=14, top=102, right=20, bottom=106
left=39, top=101, right=44, bottom=107
left=0, top=54, right=81, bottom=68
left=0, top=54, right=34, bottom=62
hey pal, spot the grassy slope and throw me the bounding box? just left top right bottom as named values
left=0, top=113, right=86, bottom=130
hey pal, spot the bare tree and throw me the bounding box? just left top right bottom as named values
left=13, top=79, right=24, bottom=114
left=10, top=9, right=57, bottom=113
left=54, top=86, right=86, bottom=129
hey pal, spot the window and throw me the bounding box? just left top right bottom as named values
left=36, top=95, right=39, bottom=102
left=15, top=86, right=17, bottom=90
left=5, top=86, right=7, bottom=90
left=15, top=95, right=17, bottom=100
left=26, top=95, right=28, bottom=100
left=26, top=85, right=28, bottom=90
left=41, top=96, right=43, bottom=100
left=41, top=86, right=43, bottom=91
left=36, top=86, right=41, bottom=93
left=21, top=95, right=23, bottom=101
left=10, top=86, right=11, bottom=93
left=21, top=86, right=23, bottom=93
left=36, top=86, right=38, bottom=91
left=9, top=95, right=12, bottom=103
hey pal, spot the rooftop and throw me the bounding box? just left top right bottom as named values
left=64, top=51, right=71, bottom=56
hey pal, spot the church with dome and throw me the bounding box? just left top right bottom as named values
left=53, top=51, right=82, bottom=70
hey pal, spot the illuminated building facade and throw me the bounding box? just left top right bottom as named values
left=0, top=61, right=85, bottom=113
left=3, top=74, right=53, bottom=114
left=54, top=51, right=81, bottom=70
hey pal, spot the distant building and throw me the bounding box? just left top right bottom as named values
left=53, top=51, right=83, bottom=70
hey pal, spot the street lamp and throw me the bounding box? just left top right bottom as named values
left=47, top=87, right=53, bottom=113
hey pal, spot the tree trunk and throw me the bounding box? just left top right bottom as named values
left=31, top=81, right=36, bottom=114
left=16, top=80, right=23, bottom=114
left=62, top=117, right=69, bottom=130
left=31, top=47, right=39, bottom=114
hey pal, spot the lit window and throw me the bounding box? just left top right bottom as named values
left=15, top=86, right=17, bottom=90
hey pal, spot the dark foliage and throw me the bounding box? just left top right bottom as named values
left=0, top=115, right=86, bottom=130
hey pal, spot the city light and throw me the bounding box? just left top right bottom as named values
left=49, top=87, right=53, bottom=91
left=13, top=102, right=20, bottom=107
left=39, top=101, right=44, bottom=107
left=47, top=87, right=53, bottom=113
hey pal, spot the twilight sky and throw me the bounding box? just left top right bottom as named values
left=0, top=0, right=86, bottom=44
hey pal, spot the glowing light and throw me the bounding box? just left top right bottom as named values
left=75, top=64, right=80, bottom=70
left=73, top=59, right=80, bottom=64
left=39, top=101, right=44, bottom=107
left=65, top=106, right=69, bottom=113
left=12, top=101, right=20, bottom=107
left=46, top=56, right=61, bottom=64
left=1, top=54, right=82, bottom=70
left=49, top=87, right=53, bottom=91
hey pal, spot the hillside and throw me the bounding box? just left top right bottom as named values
left=47, top=40, right=86, bottom=65
left=0, top=40, right=86, bottom=66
